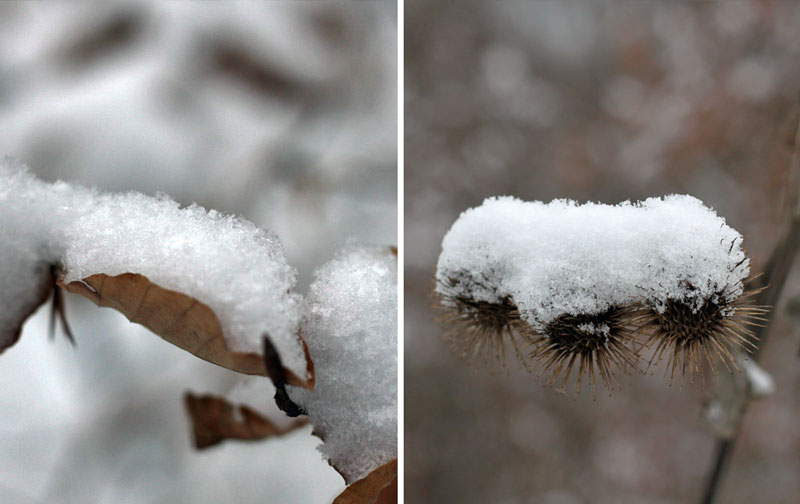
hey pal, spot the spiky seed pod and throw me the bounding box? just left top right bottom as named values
left=640, top=284, right=769, bottom=381
left=433, top=288, right=537, bottom=369
left=530, top=306, right=643, bottom=395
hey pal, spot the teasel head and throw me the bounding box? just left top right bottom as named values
left=433, top=272, right=536, bottom=368
left=530, top=306, right=643, bottom=395
left=640, top=279, right=769, bottom=381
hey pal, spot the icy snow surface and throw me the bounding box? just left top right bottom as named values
left=288, top=245, right=397, bottom=484
left=0, top=160, right=304, bottom=372
left=436, top=195, right=749, bottom=328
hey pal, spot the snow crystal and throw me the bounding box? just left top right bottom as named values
left=436, top=195, right=749, bottom=329
left=288, top=245, right=397, bottom=484
left=577, top=322, right=611, bottom=337
left=0, top=159, right=95, bottom=343
left=62, top=192, right=303, bottom=371
left=0, top=160, right=304, bottom=374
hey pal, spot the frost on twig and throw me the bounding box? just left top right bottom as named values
left=434, top=195, right=766, bottom=392
left=703, top=355, right=775, bottom=439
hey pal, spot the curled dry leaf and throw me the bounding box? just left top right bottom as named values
left=184, top=392, right=309, bottom=449
left=57, top=272, right=313, bottom=387
left=1, top=264, right=54, bottom=354
left=332, top=459, right=397, bottom=504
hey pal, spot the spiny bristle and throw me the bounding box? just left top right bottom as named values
left=641, top=287, right=769, bottom=381
left=530, top=306, right=643, bottom=396
left=433, top=291, right=536, bottom=369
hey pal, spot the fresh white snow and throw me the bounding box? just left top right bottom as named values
left=0, top=159, right=95, bottom=345
left=288, top=245, right=397, bottom=483
left=436, top=195, right=749, bottom=329
left=0, top=160, right=304, bottom=374
left=2, top=160, right=399, bottom=484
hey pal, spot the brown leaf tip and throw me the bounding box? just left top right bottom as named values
left=332, top=458, right=397, bottom=504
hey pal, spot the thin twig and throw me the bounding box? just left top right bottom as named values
left=701, top=440, right=733, bottom=504
left=262, top=335, right=306, bottom=418
left=48, top=264, right=76, bottom=346
left=699, top=103, right=800, bottom=504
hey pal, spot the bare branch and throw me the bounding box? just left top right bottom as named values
left=700, top=100, right=800, bottom=504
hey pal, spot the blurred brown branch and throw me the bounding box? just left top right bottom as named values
left=701, top=97, right=800, bottom=504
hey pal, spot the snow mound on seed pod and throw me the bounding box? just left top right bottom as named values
left=436, top=195, right=749, bottom=328
left=0, top=159, right=304, bottom=373
left=288, top=245, right=397, bottom=483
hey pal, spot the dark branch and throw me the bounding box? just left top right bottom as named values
left=700, top=100, right=800, bottom=504
left=262, top=334, right=306, bottom=418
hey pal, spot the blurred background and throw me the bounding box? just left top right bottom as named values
left=0, top=2, right=395, bottom=503
left=406, top=1, right=799, bottom=503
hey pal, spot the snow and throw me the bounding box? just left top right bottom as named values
left=436, top=195, right=749, bottom=328
left=288, top=245, right=397, bottom=484
left=0, top=160, right=304, bottom=374
left=577, top=322, right=611, bottom=337
left=0, top=3, right=395, bottom=502
left=2, top=162, right=398, bottom=485
left=63, top=192, right=303, bottom=371
left=743, top=358, right=776, bottom=398
left=0, top=159, right=94, bottom=343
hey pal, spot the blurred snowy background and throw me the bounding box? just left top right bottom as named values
left=0, top=2, right=395, bottom=503
left=406, top=1, right=799, bottom=503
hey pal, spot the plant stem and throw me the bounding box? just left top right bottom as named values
left=699, top=103, right=800, bottom=504
left=700, top=440, right=733, bottom=504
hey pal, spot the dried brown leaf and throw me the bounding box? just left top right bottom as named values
left=184, top=392, right=309, bottom=449
left=372, top=474, right=398, bottom=504
left=57, top=272, right=312, bottom=387
left=1, top=264, right=53, bottom=354
left=332, top=459, right=397, bottom=504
